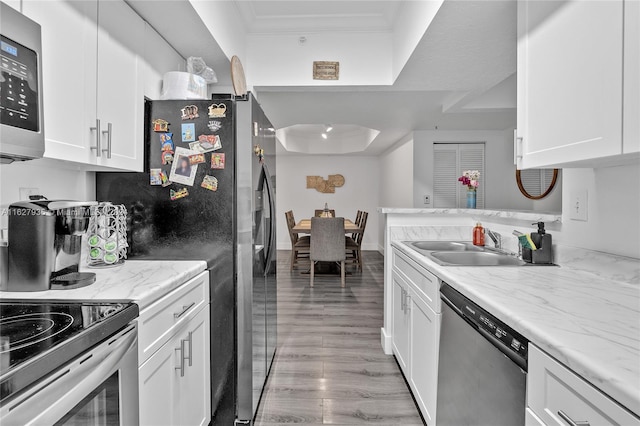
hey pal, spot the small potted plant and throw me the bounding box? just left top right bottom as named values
left=458, top=170, right=480, bottom=208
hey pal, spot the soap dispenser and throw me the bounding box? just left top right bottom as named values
left=523, top=222, right=553, bottom=264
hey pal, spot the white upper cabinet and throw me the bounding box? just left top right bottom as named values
left=624, top=0, right=640, bottom=154
left=516, top=0, right=628, bottom=169
left=22, top=0, right=99, bottom=165
left=22, top=0, right=145, bottom=171
left=95, top=0, right=144, bottom=171
left=142, top=24, right=185, bottom=100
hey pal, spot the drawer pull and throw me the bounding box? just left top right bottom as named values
left=558, top=410, right=590, bottom=426
left=173, top=302, right=196, bottom=319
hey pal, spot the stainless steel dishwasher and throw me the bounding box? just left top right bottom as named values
left=436, top=283, right=529, bottom=426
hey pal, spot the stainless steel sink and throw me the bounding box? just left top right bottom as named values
left=429, top=251, right=527, bottom=267
left=406, top=241, right=484, bottom=252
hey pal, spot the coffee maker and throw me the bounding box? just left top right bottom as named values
left=4, top=200, right=97, bottom=291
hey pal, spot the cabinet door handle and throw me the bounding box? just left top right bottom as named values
left=185, top=331, right=193, bottom=367
left=557, top=410, right=590, bottom=426
left=101, top=122, right=112, bottom=159
left=173, top=302, right=195, bottom=319
left=175, top=341, right=186, bottom=377
left=400, top=288, right=405, bottom=311
left=405, top=294, right=411, bottom=313
left=514, top=130, right=523, bottom=166
left=90, top=119, right=101, bottom=157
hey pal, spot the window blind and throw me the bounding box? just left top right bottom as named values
left=433, top=143, right=486, bottom=208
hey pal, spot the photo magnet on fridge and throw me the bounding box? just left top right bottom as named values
left=181, top=123, right=195, bottom=142
left=169, top=147, right=199, bottom=186
left=189, top=153, right=206, bottom=165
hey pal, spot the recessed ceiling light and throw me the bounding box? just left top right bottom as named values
left=321, top=133, right=327, bottom=139
left=326, top=125, right=333, bottom=133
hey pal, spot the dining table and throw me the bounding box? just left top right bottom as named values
left=292, top=218, right=361, bottom=234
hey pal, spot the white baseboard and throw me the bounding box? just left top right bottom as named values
left=381, top=327, right=393, bottom=355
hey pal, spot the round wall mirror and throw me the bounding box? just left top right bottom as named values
left=516, top=169, right=559, bottom=200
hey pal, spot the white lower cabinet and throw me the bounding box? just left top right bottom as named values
left=138, top=272, right=211, bottom=426
left=408, top=291, right=440, bottom=426
left=391, top=248, right=441, bottom=424
left=527, top=344, right=640, bottom=426
left=392, top=271, right=410, bottom=371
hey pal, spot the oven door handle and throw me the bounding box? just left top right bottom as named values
left=2, top=324, right=138, bottom=426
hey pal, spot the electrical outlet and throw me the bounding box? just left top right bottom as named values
left=569, top=189, right=588, bottom=221
left=19, top=187, right=40, bottom=201
left=424, top=195, right=431, bottom=205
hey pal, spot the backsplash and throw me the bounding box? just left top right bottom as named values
left=388, top=223, right=640, bottom=285
left=0, top=159, right=95, bottom=229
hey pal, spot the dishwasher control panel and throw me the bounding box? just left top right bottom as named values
left=442, top=284, right=529, bottom=363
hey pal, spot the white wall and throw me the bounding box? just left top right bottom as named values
left=247, top=32, right=392, bottom=87
left=412, top=129, right=562, bottom=211
left=561, top=164, right=640, bottom=258
left=0, top=160, right=96, bottom=229
left=276, top=154, right=379, bottom=251
left=378, top=134, right=414, bottom=251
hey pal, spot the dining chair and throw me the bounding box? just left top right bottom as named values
left=352, top=210, right=363, bottom=240
left=310, top=217, right=346, bottom=288
left=285, top=210, right=310, bottom=271
left=346, top=211, right=368, bottom=272
left=314, top=209, right=336, bottom=217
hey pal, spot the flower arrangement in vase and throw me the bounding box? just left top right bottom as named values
left=458, top=170, right=480, bottom=208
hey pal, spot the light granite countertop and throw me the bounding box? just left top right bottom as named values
left=391, top=240, right=640, bottom=418
left=379, top=207, right=562, bottom=223
left=0, top=260, right=207, bottom=310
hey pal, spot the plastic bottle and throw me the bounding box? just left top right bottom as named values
left=473, top=223, right=485, bottom=246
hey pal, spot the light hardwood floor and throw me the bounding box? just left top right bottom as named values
left=254, top=251, right=425, bottom=425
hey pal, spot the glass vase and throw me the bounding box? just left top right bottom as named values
left=466, top=190, right=477, bottom=209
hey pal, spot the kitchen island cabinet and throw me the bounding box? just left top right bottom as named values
left=391, top=248, right=440, bottom=425
left=22, top=0, right=144, bottom=171
left=138, top=271, right=211, bottom=426
left=516, top=0, right=638, bottom=168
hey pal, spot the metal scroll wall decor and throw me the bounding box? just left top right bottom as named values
left=306, top=174, right=345, bottom=193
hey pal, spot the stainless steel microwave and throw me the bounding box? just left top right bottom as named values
left=0, top=2, right=44, bottom=164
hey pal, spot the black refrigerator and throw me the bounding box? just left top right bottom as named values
left=96, top=93, right=277, bottom=425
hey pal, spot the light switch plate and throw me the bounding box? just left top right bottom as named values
left=569, top=189, right=588, bottom=221
left=424, top=195, right=431, bottom=205
left=19, top=187, right=40, bottom=201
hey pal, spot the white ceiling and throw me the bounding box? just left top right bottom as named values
left=254, top=0, right=518, bottom=155
left=233, top=0, right=402, bottom=33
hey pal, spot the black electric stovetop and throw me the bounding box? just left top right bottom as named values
left=0, top=300, right=138, bottom=403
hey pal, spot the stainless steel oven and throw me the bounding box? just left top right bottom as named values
left=0, top=301, right=139, bottom=426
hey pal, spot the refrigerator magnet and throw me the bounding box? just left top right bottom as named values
left=188, top=153, right=206, bottom=165
left=201, top=175, right=218, bottom=192
left=211, top=153, right=225, bottom=169
left=208, top=120, right=222, bottom=132
left=170, top=188, right=189, bottom=201
left=161, top=150, right=174, bottom=165
left=198, top=134, right=222, bottom=151
left=180, top=105, right=199, bottom=120
left=160, top=133, right=174, bottom=151
left=160, top=171, right=171, bottom=187
left=150, top=169, right=163, bottom=185
left=169, top=147, right=199, bottom=186
left=208, top=103, right=226, bottom=118
left=181, top=123, right=195, bottom=142
left=152, top=119, right=169, bottom=132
